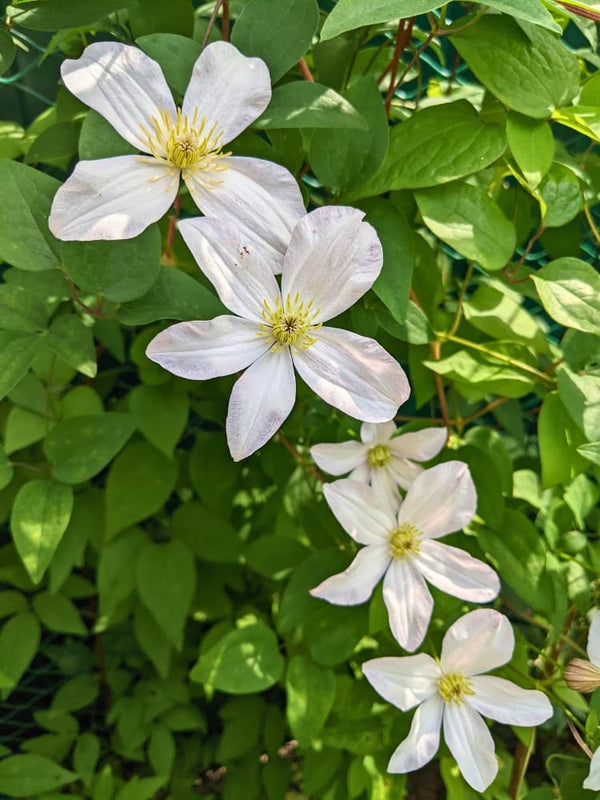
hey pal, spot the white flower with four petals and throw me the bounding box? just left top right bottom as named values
left=146, top=206, right=410, bottom=461
left=49, top=40, right=304, bottom=265
left=363, top=609, right=553, bottom=791
left=311, top=461, right=500, bottom=651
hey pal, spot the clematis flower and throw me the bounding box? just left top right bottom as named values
left=311, top=420, right=446, bottom=502
left=146, top=206, right=410, bottom=461
left=564, top=612, right=600, bottom=790
left=48, top=40, right=304, bottom=264
left=363, top=609, right=553, bottom=791
left=311, top=461, right=499, bottom=651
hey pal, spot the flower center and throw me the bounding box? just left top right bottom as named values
left=388, top=523, right=421, bottom=561
left=437, top=673, right=475, bottom=705
left=141, top=108, right=230, bottom=175
left=368, top=444, right=391, bottom=469
left=259, top=293, right=321, bottom=352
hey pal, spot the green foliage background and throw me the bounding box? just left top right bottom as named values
left=0, top=0, right=600, bottom=798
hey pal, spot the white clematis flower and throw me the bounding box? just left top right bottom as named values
left=49, top=40, right=305, bottom=264
left=311, top=420, right=447, bottom=502
left=567, top=612, right=600, bottom=790
left=311, top=461, right=500, bottom=652
left=363, top=609, right=553, bottom=792
left=145, top=206, right=410, bottom=462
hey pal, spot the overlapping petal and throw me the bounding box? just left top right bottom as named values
left=146, top=316, right=269, bottom=380
left=588, top=611, right=600, bottom=667
left=178, top=216, right=280, bottom=321
left=361, top=421, right=397, bottom=444
left=362, top=654, right=440, bottom=711
left=226, top=349, right=296, bottom=462
left=310, top=440, right=368, bottom=476
left=396, top=461, right=476, bottom=540
left=323, top=480, right=394, bottom=545
left=443, top=702, right=498, bottom=792
left=183, top=156, right=305, bottom=269
left=293, top=327, right=409, bottom=423
left=281, top=206, right=383, bottom=321
left=441, top=609, right=514, bottom=676
left=469, top=676, right=553, bottom=726
left=388, top=696, right=444, bottom=774
left=584, top=747, right=600, bottom=791
left=388, top=456, right=423, bottom=490
left=60, top=42, right=176, bottom=153
left=48, top=156, right=178, bottom=241
left=383, top=560, right=434, bottom=652
left=390, top=428, right=447, bottom=461
left=417, top=540, right=500, bottom=603
left=310, top=545, right=390, bottom=605
left=182, top=41, right=271, bottom=145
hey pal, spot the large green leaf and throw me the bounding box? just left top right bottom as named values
left=320, top=0, right=443, bottom=40
left=0, top=612, right=40, bottom=695
left=0, top=285, right=48, bottom=333
left=6, top=0, right=137, bottom=30
left=232, top=0, right=319, bottom=83
left=44, top=315, right=97, bottom=378
left=345, top=101, right=506, bottom=199
left=11, top=480, right=74, bottom=584
left=451, top=17, right=579, bottom=119
left=552, top=106, right=600, bottom=144
left=0, top=28, right=15, bottom=77
left=136, top=33, right=201, bottom=95
left=286, top=655, right=335, bottom=745
left=537, top=164, right=582, bottom=227
left=415, top=183, right=516, bottom=271
left=129, top=384, right=188, bottom=457
left=191, top=621, right=284, bottom=694
left=538, top=392, right=588, bottom=487
left=506, top=113, right=554, bottom=188
left=558, top=367, right=600, bottom=442
left=255, top=83, right=367, bottom=130
left=32, top=591, right=87, bottom=635
left=44, top=413, right=138, bottom=484
left=531, top=258, right=600, bottom=334
left=0, top=753, right=76, bottom=796
left=0, top=160, right=61, bottom=271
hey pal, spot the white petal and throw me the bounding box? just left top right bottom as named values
left=396, top=461, right=477, bottom=540
left=390, top=428, right=447, bottom=461
left=183, top=156, right=304, bottom=271
left=323, top=479, right=394, bottom=545
left=441, top=609, right=514, bottom=676
left=281, top=206, right=383, bottom=322
left=361, top=421, right=396, bottom=444
left=146, top=316, right=269, bottom=380
left=293, top=327, right=410, bottom=422
left=417, top=540, right=500, bottom=603
left=383, top=560, right=433, bottom=652
left=370, top=467, right=403, bottom=510
left=178, top=216, right=280, bottom=322
left=443, top=702, right=498, bottom=792
left=226, top=348, right=295, bottom=461
left=584, top=747, right=600, bottom=791
left=61, top=42, right=176, bottom=152
left=310, top=440, right=368, bottom=475
left=49, top=156, right=177, bottom=241
left=388, top=456, right=423, bottom=491
left=182, top=41, right=271, bottom=145
left=350, top=463, right=370, bottom=482
left=588, top=611, right=600, bottom=667
left=362, top=654, right=440, bottom=711
left=388, top=695, right=444, bottom=774
left=310, top=544, right=390, bottom=606
left=469, top=676, right=553, bottom=726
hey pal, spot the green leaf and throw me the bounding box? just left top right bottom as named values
left=472, top=0, right=561, bottom=31
left=191, top=621, right=284, bottom=694
left=304, top=603, right=367, bottom=666
left=129, top=384, right=188, bottom=457
left=62, top=225, right=162, bottom=304
left=255, top=82, right=368, bottom=130
left=105, top=441, right=177, bottom=539
left=232, top=0, right=319, bottom=83
left=0, top=285, right=48, bottom=333
left=450, top=17, right=579, bottom=119
left=0, top=444, right=14, bottom=491
left=98, top=528, right=147, bottom=622
left=537, top=164, right=583, bottom=227
left=423, top=348, right=536, bottom=400
left=531, top=258, right=600, bottom=334
left=171, top=502, right=241, bottom=563
left=552, top=106, right=600, bottom=144
left=0, top=332, right=40, bottom=401
left=415, top=182, right=516, bottom=271
left=0, top=121, right=26, bottom=159
left=73, top=732, right=100, bottom=788
left=558, top=367, right=600, bottom=442
left=134, top=602, right=172, bottom=678
left=0, top=160, right=61, bottom=271
left=578, top=441, right=600, bottom=466
left=11, top=480, right=74, bottom=584
left=506, top=113, right=554, bottom=188
left=463, top=283, right=548, bottom=349
left=79, top=110, right=137, bottom=161
left=0, top=612, right=40, bottom=694
left=135, top=540, right=195, bottom=650
left=6, top=0, right=138, bottom=30
left=136, top=33, right=201, bottom=95
left=128, top=0, right=193, bottom=38
left=147, top=724, right=175, bottom=776
left=44, top=413, right=137, bottom=484
left=320, top=0, right=441, bottom=40
left=32, top=591, right=87, bottom=635
left=538, top=392, right=588, bottom=487
left=0, top=28, right=16, bottom=77
left=117, top=266, right=224, bottom=325
left=286, top=655, right=335, bottom=745
left=246, top=535, right=309, bottom=580
left=44, top=316, right=97, bottom=378
left=344, top=101, right=506, bottom=198
left=0, top=590, right=26, bottom=618
left=309, top=76, right=389, bottom=191
left=25, top=121, right=81, bottom=168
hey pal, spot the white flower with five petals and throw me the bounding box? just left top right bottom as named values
left=49, top=40, right=304, bottom=265
left=363, top=609, right=553, bottom=791
left=311, top=420, right=447, bottom=502
left=146, top=206, right=410, bottom=461
left=311, top=461, right=500, bottom=651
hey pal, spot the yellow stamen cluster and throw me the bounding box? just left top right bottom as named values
left=437, top=673, right=475, bottom=705
left=389, top=523, right=421, bottom=561
left=259, top=293, right=321, bottom=352
left=368, top=444, right=391, bottom=469
left=140, top=108, right=230, bottom=178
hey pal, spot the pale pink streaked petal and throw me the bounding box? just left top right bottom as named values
left=417, top=540, right=500, bottom=603
left=443, top=702, right=498, bottom=792
left=323, top=479, right=394, bottom=545
left=361, top=420, right=397, bottom=444
left=387, top=695, right=444, bottom=774
left=362, top=654, right=440, bottom=711
left=390, top=428, right=447, bottom=461
left=388, top=455, right=423, bottom=490
left=310, top=440, right=368, bottom=476
left=383, top=559, right=433, bottom=652
left=310, top=544, right=390, bottom=606
left=441, top=609, right=514, bottom=677
left=468, top=676, right=553, bottom=726
left=370, top=467, right=402, bottom=509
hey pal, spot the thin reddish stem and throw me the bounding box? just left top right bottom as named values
left=298, top=57, right=314, bottom=82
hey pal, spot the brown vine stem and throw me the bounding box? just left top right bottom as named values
left=462, top=396, right=510, bottom=425
left=508, top=732, right=535, bottom=800
left=277, top=433, right=324, bottom=483
left=584, top=203, right=600, bottom=247
left=298, top=57, right=314, bottom=82
left=556, top=1, right=600, bottom=21
left=448, top=262, right=473, bottom=336
left=504, top=224, right=546, bottom=279
left=429, top=340, right=451, bottom=434
left=222, top=0, right=229, bottom=41
left=201, top=0, right=224, bottom=48
left=383, top=18, right=415, bottom=116
left=567, top=718, right=594, bottom=758
left=163, top=194, right=182, bottom=263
